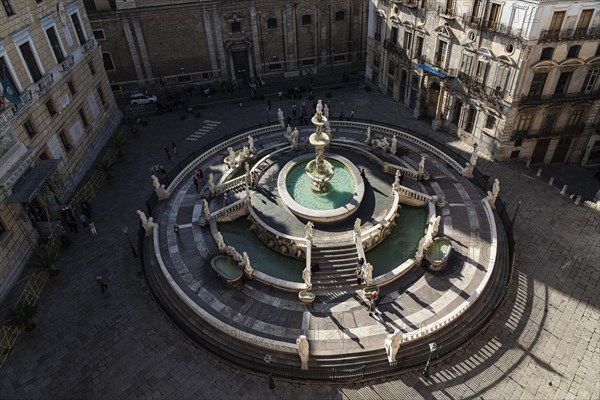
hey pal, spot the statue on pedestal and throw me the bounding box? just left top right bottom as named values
left=278, top=108, right=285, bottom=127
left=384, top=329, right=402, bottom=364
left=323, top=103, right=329, bottom=119
left=418, top=156, right=426, bottom=176
left=390, top=135, right=397, bottom=155
left=242, top=251, right=253, bottom=278
left=292, top=128, right=299, bottom=150
left=203, top=199, right=211, bottom=221
left=305, top=221, right=314, bottom=241
left=364, top=262, right=373, bottom=286
left=470, top=143, right=479, bottom=166
left=208, top=173, right=216, bottom=195
left=365, top=127, right=372, bottom=144
left=354, top=218, right=362, bottom=235
left=215, top=231, right=225, bottom=252
left=302, top=265, right=312, bottom=290
left=151, top=175, right=169, bottom=200
left=431, top=215, right=441, bottom=237
left=296, top=335, right=309, bottom=370
left=247, top=136, right=255, bottom=154
left=487, top=178, right=500, bottom=207
left=136, top=210, right=156, bottom=236
left=462, top=162, right=474, bottom=178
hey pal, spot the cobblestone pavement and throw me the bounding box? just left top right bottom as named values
left=1, top=86, right=599, bottom=400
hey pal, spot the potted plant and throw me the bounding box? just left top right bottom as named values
left=34, top=245, right=61, bottom=282
left=95, top=160, right=116, bottom=181
left=6, top=303, right=38, bottom=336
left=108, top=136, right=127, bottom=161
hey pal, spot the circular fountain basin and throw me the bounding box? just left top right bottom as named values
left=278, top=154, right=364, bottom=223
left=425, top=237, right=453, bottom=271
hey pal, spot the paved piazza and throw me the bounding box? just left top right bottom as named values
left=1, top=87, right=598, bottom=399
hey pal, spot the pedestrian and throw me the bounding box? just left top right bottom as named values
left=81, top=201, right=92, bottom=218
left=292, top=103, right=297, bottom=117
left=159, top=165, right=167, bottom=178
left=360, top=168, right=366, bottom=178
left=368, top=292, right=382, bottom=317
left=304, top=137, right=309, bottom=151
left=171, top=140, right=177, bottom=155
left=267, top=100, right=271, bottom=110
left=278, top=90, right=283, bottom=100
left=96, top=276, right=108, bottom=295
left=87, top=220, right=98, bottom=236
left=239, top=102, right=243, bottom=108
left=152, top=163, right=161, bottom=175
left=350, top=109, right=355, bottom=119
left=164, top=147, right=171, bottom=161
left=173, top=224, right=180, bottom=239
left=356, top=258, right=364, bottom=285
left=196, top=167, right=204, bottom=181
left=193, top=176, right=199, bottom=191
left=79, top=213, right=89, bottom=228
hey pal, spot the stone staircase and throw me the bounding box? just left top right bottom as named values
left=311, top=243, right=360, bottom=293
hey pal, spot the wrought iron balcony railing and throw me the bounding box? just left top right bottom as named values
left=59, top=55, right=75, bottom=72
left=383, top=40, right=410, bottom=62
left=462, top=14, right=524, bottom=41
left=539, top=27, right=600, bottom=43
left=437, top=5, right=457, bottom=19
left=83, top=37, right=97, bottom=53
left=37, top=73, right=54, bottom=92
left=457, top=72, right=507, bottom=102
left=519, top=90, right=600, bottom=106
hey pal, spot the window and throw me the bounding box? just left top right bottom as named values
left=268, top=63, right=282, bottom=70
left=460, top=54, right=473, bottom=74
left=540, top=47, right=554, bottom=60
left=38, top=149, right=49, bottom=160
left=333, top=54, right=346, bottom=62
left=569, top=110, right=584, bottom=127
left=102, top=53, right=115, bottom=71
left=97, top=86, right=106, bottom=105
left=1, top=0, right=14, bottom=16
left=575, top=9, right=593, bottom=37
left=373, top=53, right=380, bottom=68
left=475, top=60, right=487, bottom=81
left=46, top=100, right=57, bottom=117
left=581, top=68, right=599, bottom=94
left=335, top=11, right=345, bottom=21
left=542, top=112, right=558, bottom=133
left=487, top=3, right=501, bottom=30
left=485, top=115, right=495, bottom=129
left=18, top=42, right=43, bottom=83
left=515, top=114, right=534, bottom=134
left=375, top=17, right=382, bottom=41
left=510, top=150, right=521, bottom=158
left=302, top=15, right=311, bottom=25
left=267, top=18, right=277, bottom=29
left=388, top=61, right=396, bottom=76
left=554, top=72, right=572, bottom=95
left=567, top=45, right=581, bottom=59
left=24, top=119, right=36, bottom=138
left=45, top=27, right=65, bottom=63
left=464, top=107, right=477, bottom=133
left=67, top=80, right=76, bottom=95
left=88, top=61, right=96, bottom=75
left=403, top=32, right=412, bottom=51
left=0, top=56, right=19, bottom=94
left=93, top=30, right=105, bottom=41
left=415, top=36, right=424, bottom=58
left=231, top=21, right=241, bottom=33
left=70, top=12, right=87, bottom=45
left=301, top=59, right=315, bottom=66
left=548, top=11, right=565, bottom=35
left=436, top=40, right=448, bottom=66
left=58, top=130, right=72, bottom=152
left=390, top=27, right=398, bottom=43
left=528, top=73, right=548, bottom=98
left=78, top=108, right=89, bottom=127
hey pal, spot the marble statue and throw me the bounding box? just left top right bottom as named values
left=203, top=199, right=211, bottom=221
left=287, top=124, right=292, bottom=139
left=242, top=146, right=249, bottom=159
left=415, top=237, right=426, bottom=263
left=208, top=173, right=215, bottom=195
left=470, top=143, right=479, bottom=166
left=323, top=103, right=329, bottom=119
left=136, top=210, right=156, bottom=236
left=292, top=128, right=299, bottom=150
left=305, top=221, right=314, bottom=241
left=372, top=137, right=389, bottom=152
left=365, top=127, right=372, bottom=143
left=392, top=170, right=401, bottom=193
left=431, top=215, right=441, bottom=237
left=418, top=156, right=426, bottom=176
left=487, top=178, right=500, bottom=207
left=390, top=135, right=397, bottom=155
left=242, top=251, right=253, bottom=278
left=462, top=162, right=475, bottom=178
left=326, top=126, right=332, bottom=142
left=364, top=262, right=373, bottom=286
left=278, top=108, right=285, bottom=127
left=228, top=147, right=235, bottom=162
left=354, top=218, right=362, bottom=235
left=151, top=175, right=169, bottom=200
left=302, top=266, right=312, bottom=290
left=384, top=329, right=402, bottom=364
left=215, top=231, right=225, bottom=252
left=247, top=135, right=255, bottom=154
left=297, top=335, right=309, bottom=370
left=316, top=99, right=323, bottom=117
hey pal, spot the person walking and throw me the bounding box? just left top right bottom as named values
left=173, top=224, right=180, bottom=240
left=159, top=165, right=167, bottom=178
left=267, top=100, right=271, bottom=111
left=164, top=147, right=171, bottom=161
left=196, top=167, right=204, bottom=181
left=171, top=140, right=177, bottom=155
left=278, top=90, right=283, bottom=100
left=356, top=258, right=364, bottom=285
left=96, top=276, right=108, bottom=295
left=193, top=176, right=199, bottom=191
left=368, top=292, right=382, bottom=317
left=350, top=109, right=355, bottom=120
left=87, top=220, right=98, bottom=236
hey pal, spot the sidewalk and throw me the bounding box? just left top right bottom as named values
left=0, top=85, right=598, bottom=400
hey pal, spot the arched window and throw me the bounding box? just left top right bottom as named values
left=231, top=21, right=241, bottom=33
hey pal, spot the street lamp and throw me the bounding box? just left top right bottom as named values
left=422, top=342, right=437, bottom=379
left=511, top=199, right=523, bottom=232
left=121, top=226, right=138, bottom=259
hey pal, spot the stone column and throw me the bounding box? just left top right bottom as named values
left=247, top=48, right=255, bottom=79
left=250, top=6, right=263, bottom=76
left=131, top=17, right=154, bottom=80
left=229, top=53, right=237, bottom=81
left=122, top=20, right=145, bottom=85
left=212, top=6, right=228, bottom=80
left=413, top=73, right=425, bottom=119
left=283, top=3, right=298, bottom=72
left=202, top=5, right=219, bottom=76
left=433, top=82, right=445, bottom=131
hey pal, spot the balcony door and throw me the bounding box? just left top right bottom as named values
left=575, top=10, right=593, bottom=37
left=548, top=11, right=565, bottom=35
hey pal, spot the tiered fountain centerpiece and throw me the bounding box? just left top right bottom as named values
left=277, top=100, right=365, bottom=223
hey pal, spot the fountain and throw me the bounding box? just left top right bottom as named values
left=277, top=100, right=365, bottom=223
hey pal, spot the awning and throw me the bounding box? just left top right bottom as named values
left=7, top=159, right=61, bottom=203
left=416, top=63, right=449, bottom=79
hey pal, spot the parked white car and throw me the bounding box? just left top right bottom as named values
left=130, top=92, right=157, bottom=105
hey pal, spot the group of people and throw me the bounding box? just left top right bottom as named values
left=59, top=201, right=98, bottom=236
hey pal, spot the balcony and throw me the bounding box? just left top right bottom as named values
left=513, top=124, right=587, bottom=140
left=383, top=40, right=409, bottom=62
left=0, top=106, right=15, bottom=130
left=539, top=27, right=600, bottom=43
left=437, top=5, right=457, bottom=20
left=519, top=90, right=600, bottom=106
left=462, top=14, right=524, bottom=41
left=59, top=55, right=75, bottom=72
left=83, top=37, right=97, bottom=53
left=458, top=72, right=507, bottom=103
left=37, top=73, right=54, bottom=92
left=394, top=0, right=419, bottom=9
left=417, top=54, right=456, bottom=78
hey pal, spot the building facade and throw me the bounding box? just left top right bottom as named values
left=83, top=0, right=369, bottom=93
left=366, top=0, right=600, bottom=165
left=0, top=0, right=121, bottom=300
